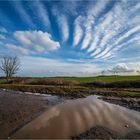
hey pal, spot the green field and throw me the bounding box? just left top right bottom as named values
left=0, top=75, right=140, bottom=98
left=0, top=79, right=8, bottom=84
left=46, top=75, right=140, bottom=83
left=0, top=75, right=140, bottom=84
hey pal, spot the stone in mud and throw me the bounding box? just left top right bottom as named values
left=124, top=124, right=129, bottom=128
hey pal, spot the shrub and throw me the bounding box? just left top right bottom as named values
left=83, top=80, right=140, bottom=88
left=28, top=79, right=79, bottom=86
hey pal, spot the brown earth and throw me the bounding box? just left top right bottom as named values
left=72, top=126, right=121, bottom=139
left=0, top=88, right=140, bottom=139
left=0, top=89, right=65, bottom=139
left=72, top=126, right=140, bottom=139
left=101, top=96, right=140, bottom=111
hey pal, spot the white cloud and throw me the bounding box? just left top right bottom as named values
left=113, top=25, right=140, bottom=47
left=88, top=0, right=109, bottom=17
left=86, top=1, right=140, bottom=60
left=101, top=51, right=112, bottom=59
left=57, top=14, right=69, bottom=42
left=73, top=16, right=83, bottom=47
left=88, top=4, right=126, bottom=58
left=81, top=32, right=92, bottom=49
left=90, top=48, right=102, bottom=57
left=6, top=43, right=29, bottom=55
left=113, top=35, right=140, bottom=51
left=81, top=0, right=109, bottom=50
left=32, top=1, right=51, bottom=30
left=108, top=63, right=134, bottom=73
left=97, top=11, right=117, bottom=48
left=94, top=47, right=111, bottom=59
left=98, top=32, right=140, bottom=60
left=106, top=6, right=140, bottom=53
left=14, top=30, right=60, bottom=53
left=87, top=41, right=96, bottom=53
left=99, top=31, right=114, bottom=48
left=60, top=1, right=78, bottom=16
left=20, top=56, right=100, bottom=77
left=130, top=2, right=140, bottom=13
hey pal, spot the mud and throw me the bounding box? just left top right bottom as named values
left=12, top=95, right=140, bottom=139
left=0, top=89, right=64, bottom=138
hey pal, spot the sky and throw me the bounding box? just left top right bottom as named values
left=0, top=0, right=140, bottom=77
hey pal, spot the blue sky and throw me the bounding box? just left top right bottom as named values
left=0, top=0, right=140, bottom=77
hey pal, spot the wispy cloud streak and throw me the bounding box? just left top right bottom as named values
left=81, top=0, right=109, bottom=50
left=31, top=1, right=51, bottom=30
left=73, top=16, right=84, bottom=47
left=10, top=1, right=35, bottom=28
left=57, top=14, right=69, bottom=42
left=82, top=0, right=140, bottom=60
left=52, top=5, right=69, bottom=43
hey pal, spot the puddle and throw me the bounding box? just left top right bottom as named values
left=24, top=92, right=52, bottom=97
left=12, top=95, right=140, bottom=139
left=23, top=91, right=62, bottom=104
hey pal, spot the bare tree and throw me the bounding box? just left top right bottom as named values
left=0, top=56, right=20, bottom=81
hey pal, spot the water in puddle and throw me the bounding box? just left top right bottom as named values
left=12, top=95, right=140, bottom=139
left=24, top=92, right=61, bottom=104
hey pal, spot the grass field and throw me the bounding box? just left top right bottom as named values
left=0, top=75, right=140, bottom=98
left=59, top=75, right=140, bottom=83
left=40, top=75, right=140, bottom=83
left=0, top=75, right=140, bottom=84
left=0, top=79, right=7, bottom=84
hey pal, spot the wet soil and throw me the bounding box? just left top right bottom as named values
left=72, top=126, right=140, bottom=139
left=11, top=95, right=140, bottom=139
left=0, top=89, right=140, bottom=139
left=101, top=96, right=140, bottom=111
left=72, top=126, right=121, bottom=139
left=0, top=89, right=65, bottom=138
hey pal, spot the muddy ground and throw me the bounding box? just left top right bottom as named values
left=0, top=89, right=140, bottom=139
left=0, top=89, right=65, bottom=139
left=101, top=96, right=140, bottom=111
left=72, top=126, right=140, bottom=139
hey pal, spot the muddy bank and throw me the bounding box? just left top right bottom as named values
left=72, top=126, right=121, bottom=139
left=1, top=84, right=140, bottom=99
left=0, top=89, right=65, bottom=139
left=72, top=126, right=140, bottom=139
left=101, top=96, right=140, bottom=111
left=0, top=84, right=88, bottom=98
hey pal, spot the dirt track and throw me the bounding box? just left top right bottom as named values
left=0, top=89, right=64, bottom=138
left=0, top=89, right=140, bottom=139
